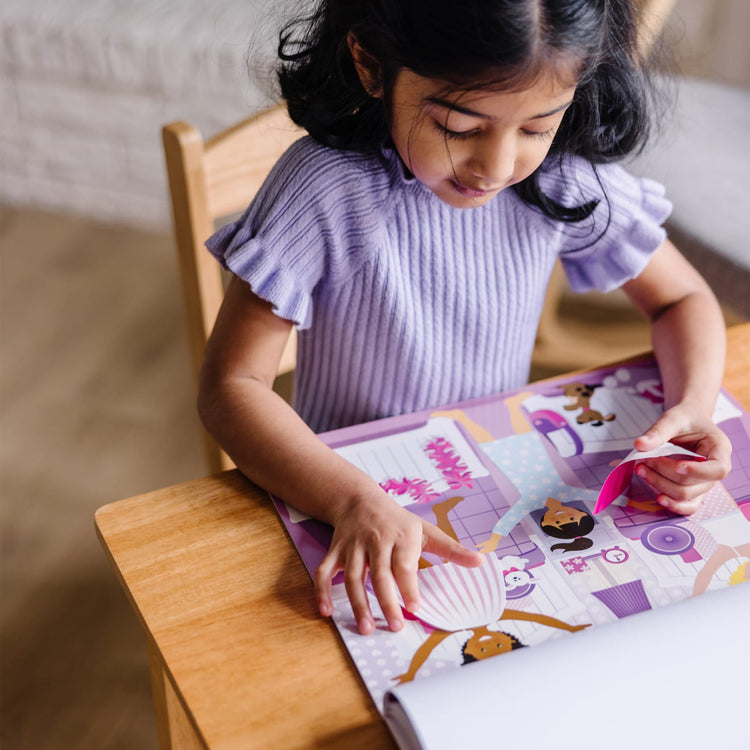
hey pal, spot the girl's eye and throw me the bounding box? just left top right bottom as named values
left=432, top=119, right=477, bottom=141
left=521, top=127, right=556, bottom=141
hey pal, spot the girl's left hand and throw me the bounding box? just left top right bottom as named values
left=632, top=402, right=732, bottom=515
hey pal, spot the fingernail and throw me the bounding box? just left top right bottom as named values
left=319, top=602, right=332, bottom=617
left=389, top=618, right=403, bottom=633
left=676, top=463, right=688, bottom=475
left=635, top=464, right=646, bottom=478
left=358, top=617, right=373, bottom=635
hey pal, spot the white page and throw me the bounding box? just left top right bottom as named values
left=385, top=583, right=750, bottom=750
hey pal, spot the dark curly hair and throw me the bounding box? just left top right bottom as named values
left=278, top=0, right=664, bottom=221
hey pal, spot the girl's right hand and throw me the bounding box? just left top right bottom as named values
left=314, top=490, right=484, bottom=635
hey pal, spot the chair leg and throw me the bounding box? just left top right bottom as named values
left=148, top=640, right=206, bottom=750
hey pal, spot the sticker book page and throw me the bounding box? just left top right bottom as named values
left=271, top=361, right=750, bottom=713
left=384, top=584, right=749, bottom=750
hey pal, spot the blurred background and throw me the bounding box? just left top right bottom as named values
left=1, top=1, right=748, bottom=748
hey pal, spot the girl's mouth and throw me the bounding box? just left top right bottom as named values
left=450, top=180, right=496, bottom=198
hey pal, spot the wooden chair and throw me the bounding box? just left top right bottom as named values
left=163, top=105, right=303, bottom=473
left=635, top=0, right=678, bottom=52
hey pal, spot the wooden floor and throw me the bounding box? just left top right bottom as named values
left=1, top=206, right=206, bottom=750
left=1, top=204, right=737, bottom=749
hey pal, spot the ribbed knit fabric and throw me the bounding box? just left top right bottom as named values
left=207, top=137, right=671, bottom=433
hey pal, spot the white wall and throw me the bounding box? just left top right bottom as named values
left=0, top=0, right=746, bottom=230
left=0, top=0, right=281, bottom=229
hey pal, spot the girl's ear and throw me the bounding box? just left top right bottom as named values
left=347, top=32, right=383, bottom=99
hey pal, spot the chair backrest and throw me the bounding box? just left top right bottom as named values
left=163, top=104, right=303, bottom=472
left=636, top=0, right=678, bottom=53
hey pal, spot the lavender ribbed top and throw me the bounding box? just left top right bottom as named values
left=207, top=137, right=671, bottom=433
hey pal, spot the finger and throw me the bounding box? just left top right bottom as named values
left=638, top=455, right=726, bottom=486
left=632, top=407, right=706, bottom=453
left=695, top=433, right=733, bottom=475
left=655, top=491, right=705, bottom=516
left=634, top=415, right=733, bottom=478
left=391, top=542, right=422, bottom=615
left=634, top=462, right=714, bottom=507
left=314, top=547, right=343, bottom=618
left=633, top=413, right=679, bottom=452
left=422, top=524, right=484, bottom=567
left=342, top=548, right=375, bottom=635
left=369, top=545, right=404, bottom=632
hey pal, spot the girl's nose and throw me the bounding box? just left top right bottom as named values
left=470, top=133, right=515, bottom=187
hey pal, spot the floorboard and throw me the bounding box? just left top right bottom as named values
left=1, top=206, right=205, bottom=750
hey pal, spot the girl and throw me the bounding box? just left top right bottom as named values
left=199, top=0, right=731, bottom=636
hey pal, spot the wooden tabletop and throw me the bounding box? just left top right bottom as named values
left=96, top=323, right=750, bottom=750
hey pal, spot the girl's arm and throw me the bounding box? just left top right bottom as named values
left=198, top=277, right=483, bottom=635
left=622, top=238, right=732, bottom=514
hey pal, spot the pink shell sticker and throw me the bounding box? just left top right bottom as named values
left=407, top=555, right=507, bottom=631
left=593, top=442, right=706, bottom=514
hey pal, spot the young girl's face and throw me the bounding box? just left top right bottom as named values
left=388, top=69, right=575, bottom=209
left=541, top=503, right=588, bottom=529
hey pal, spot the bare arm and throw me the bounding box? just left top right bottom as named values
left=198, top=277, right=373, bottom=523
left=622, top=238, right=732, bottom=513
left=198, top=277, right=482, bottom=634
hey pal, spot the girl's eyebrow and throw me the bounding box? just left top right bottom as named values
left=425, top=96, right=574, bottom=121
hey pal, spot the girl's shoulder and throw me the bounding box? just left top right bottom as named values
left=535, top=154, right=672, bottom=294
left=536, top=154, right=664, bottom=210
left=257, top=136, right=397, bottom=218
left=206, top=138, right=399, bottom=327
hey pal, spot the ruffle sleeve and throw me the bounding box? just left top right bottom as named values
left=538, top=156, right=673, bottom=293
left=206, top=137, right=387, bottom=329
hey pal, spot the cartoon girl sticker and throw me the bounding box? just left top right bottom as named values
left=393, top=609, right=588, bottom=684
left=539, top=497, right=596, bottom=553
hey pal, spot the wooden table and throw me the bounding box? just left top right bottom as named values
left=96, top=323, right=750, bottom=750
